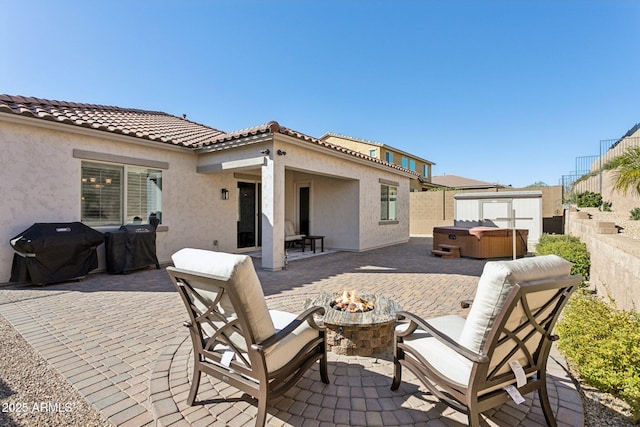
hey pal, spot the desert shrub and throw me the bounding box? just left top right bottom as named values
left=631, top=208, right=640, bottom=221
left=576, top=191, right=603, bottom=208
left=556, top=293, right=640, bottom=422
left=600, top=201, right=612, bottom=212
left=536, top=234, right=590, bottom=286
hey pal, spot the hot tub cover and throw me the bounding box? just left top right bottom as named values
left=9, top=222, right=104, bottom=284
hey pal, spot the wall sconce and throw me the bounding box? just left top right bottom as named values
left=277, top=149, right=287, bottom=156
left=260, top=149, right=270, bottom=155
left=221, top=188, right=229, bottom=200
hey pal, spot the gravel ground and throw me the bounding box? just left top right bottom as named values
left=0, top=314, right=110, bottom=427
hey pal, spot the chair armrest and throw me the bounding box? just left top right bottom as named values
left=252, top=306, right=326, bottom=351
left=395, top=311, right=489, bottom=363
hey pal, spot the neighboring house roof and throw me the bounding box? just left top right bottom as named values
left=0, top=94, right=225, bottom=147
left=431, top=174, right=509, bottom=189
left=0, top=95, right=419, bottom=178
left=200, top=121, right=419, bottom=177
left=320, top=132, right=435, bottom=166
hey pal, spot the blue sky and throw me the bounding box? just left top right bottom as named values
left=2, top=0, right=639, bottom=187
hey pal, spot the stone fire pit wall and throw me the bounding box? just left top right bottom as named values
left=305, top=293, right=402, bottom=357
left=325, top=321, right=394, bottom=356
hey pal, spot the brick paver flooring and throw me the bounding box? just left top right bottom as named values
left=0, top=238, right=583, bottom=426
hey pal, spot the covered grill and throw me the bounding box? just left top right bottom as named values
left=10, top=222, right=104, bottom=285
left=104, top=225, right=160, bottom=274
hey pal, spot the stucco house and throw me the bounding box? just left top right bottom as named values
left=0, top=95, right=418, bottom=279
left=320, top=133, right=436, bottom=191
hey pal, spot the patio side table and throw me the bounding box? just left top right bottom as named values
left=301, top=235, right=324, bottom=253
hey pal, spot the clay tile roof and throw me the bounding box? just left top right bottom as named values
left=0, top=94, right=225, bottom=147
left=1, top=94, right=419, bottom=177
left=202, top=121, right=419, bottom=177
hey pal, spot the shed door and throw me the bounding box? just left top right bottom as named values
left=481, top=200, right=512, bottom=228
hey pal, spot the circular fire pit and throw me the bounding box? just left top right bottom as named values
left=305, top=293, right=402, bottom=357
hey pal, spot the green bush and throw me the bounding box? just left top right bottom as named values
left=600, top=201, right=612, bottom=212
left=536, top=234, right=590, bottom=286
left=631, top=207, right=640, bottom=221
left=556, top=292, right=640, bottom=422
left=576, top=191, right=603, bottom=208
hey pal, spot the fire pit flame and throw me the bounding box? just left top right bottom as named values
left=330, top=290, right=374, bottom=313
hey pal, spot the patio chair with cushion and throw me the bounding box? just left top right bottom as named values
left=391, top=254, right=581, bottom=427
left=167, top=248, right=329, bottom=427
left=284, top=219, right=304, bottom=248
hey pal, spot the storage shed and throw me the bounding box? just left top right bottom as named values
left=453, top=191, right=543, bottom=249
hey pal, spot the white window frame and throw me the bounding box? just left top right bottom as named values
left=380, top=182, right=398, bottom=222
left=81, top=161, right=163, bottom=227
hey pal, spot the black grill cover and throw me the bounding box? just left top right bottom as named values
left=104, top=225, right=160, bottom=274
left=10, top=222, right=104, bottom=285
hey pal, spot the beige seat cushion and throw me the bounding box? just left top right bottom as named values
left=171, top=248, right=276, bottom=345
left=399, top=315, right=472, bottom=386
left=458, top=254, right=572, bottom=353
left=266, top=310, right=321, bottom=372
left=284, top=220, right=304, bottom=241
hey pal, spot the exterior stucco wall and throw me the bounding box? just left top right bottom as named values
left=275, top=138, right=411, bottom=251
left=322, top=135, right=373, bottom=156
left=0, top=119, right=235, bottom=282
left=323, top=135, right=431, bottom=186
left=310, top=175, right=360, bottom=250
left=0, top=119, right=413, bottom=279
left=566, top=211, right=640, bottom=312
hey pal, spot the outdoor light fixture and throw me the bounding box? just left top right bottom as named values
left=260, top=149, right=270, bottom=155
left=221, top=188, right=229, bottom=200
left=277, top=149, right=287, bottom=156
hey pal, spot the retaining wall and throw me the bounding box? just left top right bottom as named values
left=566, top=210, right=640, bottom=312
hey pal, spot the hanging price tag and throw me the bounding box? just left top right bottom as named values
left=503, top=385, right=526, bottom=404
left=221, top=349, right=234, bottom=367
left=509, top=360, right=527, bottom=388
left=504, top=385, right=525, bottom=405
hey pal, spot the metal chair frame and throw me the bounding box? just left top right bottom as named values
left=167, top=267, right=328, bottom=427
left=392, top=275, right=580, bottom=427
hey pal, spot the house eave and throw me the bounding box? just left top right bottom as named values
left=275, top=133, right=418, bottom=180
left=0, top=111, right=193, bottom=154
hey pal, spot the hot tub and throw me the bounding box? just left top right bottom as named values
left=433, top=226, right=528, bottom=259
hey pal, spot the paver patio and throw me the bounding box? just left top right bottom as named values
left=0, top=238, right=583, bottom=426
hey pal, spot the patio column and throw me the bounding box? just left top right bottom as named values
left=261, top=155, right=285, bottom=270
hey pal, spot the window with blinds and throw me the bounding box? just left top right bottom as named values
left=380, top=184, right=398, bottom=221
left=81, top=162, right=162, bottom=226
left=127, top=167, right=162, bottom=224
